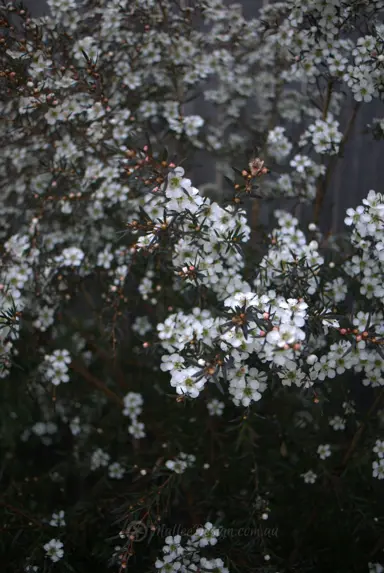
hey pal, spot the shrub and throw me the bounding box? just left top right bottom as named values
left=0, top=1, right=384, bottom=572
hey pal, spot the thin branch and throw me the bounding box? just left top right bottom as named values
left=69, top=360, right=124, bottom=407
left=0, top=500, right=43, bottom=528
left=314, top=102, right=360, bottom=224
left=340, top=388, right=384, bottom=471
left=288, top=388, right=384, bottom=567
left=322, top=79, right=333, bottom=120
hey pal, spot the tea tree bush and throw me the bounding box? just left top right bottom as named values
left=0, top=0, right=383, bottom=572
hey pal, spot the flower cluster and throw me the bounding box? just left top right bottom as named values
left=133, top=166, right=250, bottom=298
left=299, top=116, right=343, bottom=155
left=267, top=127, right=293, bottom=162
left=90, top=448, right=110, bottom=471
left=123, top=392, right=146, bottom=439
left=372, top=439, right=384, bottom=480
left=154, top=525, right=227, bottom=573
left=42, top=349, right=71, bottom=386
left=165, top=453, right=196, bottom=475
left=344, top=190, right=384, bottom=303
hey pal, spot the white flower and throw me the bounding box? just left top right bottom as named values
left=301, top=470, right=317, bottom=484
left=108, top=462, right=125, bottom=479
left=306, top=354, right=318, bottom=365
left=160, top=353, right=185, bottom=372
left=165, top=459, right=188, bottom=474
left=155, top=556, right=181, bottom=572
left=372, top=459, right=384, bottom=480
left=165, top=452, right=194, bottom=474
left=369, top=563, right=384, bottom=573
left=90, top=448, right=110, bottom=471
left=207, top=398, right=225, bottom=416
left=49, top=510, right=66, bottom=527
left=192, top=522, right=220, bottom=547
left=170, top=367, right=207, bottom=398
left=43, top=539, right=64, bottom=562
left=128, top=420, right=146, bottom=439
left=183, top=115, right=204, bottom=137
left=163, top=535, right=184, bottom=560
left=69, top=416, right=81, bottom=436
left=290, top=154, right=312, bottom=173
left=123, top=392, right=144, bottom=418
left=329, top=416, right=346, bottom=431
left=317, top=444, right=331, bottom=460
left=345, top=205, right=365, bottom=226
left=57, top=246, right=85, bottom=267
left=373, top=440, right=384, bottom=458
left=342, top=401, right=356, bottom=415
left=200, top=557, right=228, bottom=572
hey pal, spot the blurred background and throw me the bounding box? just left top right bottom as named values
left=22, top=0, right=383, bottom=233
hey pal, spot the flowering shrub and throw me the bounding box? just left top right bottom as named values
left=1, top=0, right=384, bottom=572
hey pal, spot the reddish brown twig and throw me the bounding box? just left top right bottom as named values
left=69, top=360, right=123, bottom=407
left=0, top=500, right=42, bottom=528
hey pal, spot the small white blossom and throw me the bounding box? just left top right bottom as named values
left=43, top=539, right=64, bottom=562
left=108, top=462, right=125, bottom=479
left=372, top=459, right=384, bottom=480
left=373, top=440, right=384, bottom=458
left=49, top=510, right=66, bottom=527
left=317, top=444, right=331, bottom=460
left=301, top=470, right=317, bottom=484
left=329, top=416, right=346, bottom=431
